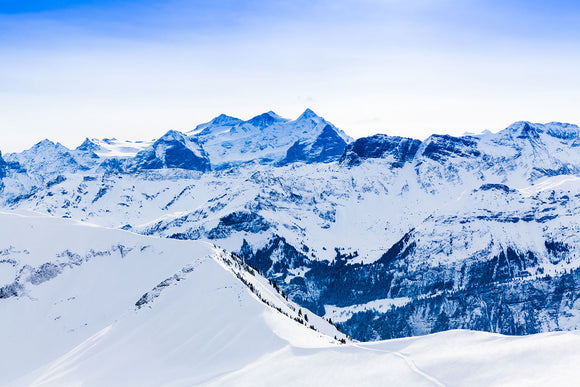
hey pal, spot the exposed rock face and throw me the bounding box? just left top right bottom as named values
left=341, top=134, right=421, bottom=166
left=283, top=124, right=348, bottom=164
left=76, top=138, right=102, bottom=153
left=133, top=130, right=211, bottom=172
left=0, top=151, right=7, bottom=179
left=420, top=134, right=481, bottom=162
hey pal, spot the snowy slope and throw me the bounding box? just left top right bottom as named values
left=210, top=329, right=580, bottom=387
left=0, top=211, right=345, bottom=386
left=3, top=212, right=580, bottom=386
left=77, top=137, right=152, bottom=158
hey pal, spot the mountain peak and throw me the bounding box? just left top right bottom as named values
left=157, top=130, right=187, bottom=143
left=503, top=121, right=542, bottom=140
left=77, top=138, right=101, bottom=152
left=28, top=139, right=73, bottom=154
left=246, top=111, right=287, bottom=128
left=189, top=114, right=243, bottom=135
left=499, top=121, right=580, bottom=142
left=34, top=139, right=57, bottom=148
left=297, top=108, right=319, bottom=121
left=132, top=130, right=210, bottom=172
left=210, top=114, right=243, bottom=126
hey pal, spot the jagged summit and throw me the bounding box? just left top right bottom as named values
left=499, top=121, right=543, bottom=141
left=31, top=139, right=61, bottom=149
left=189, top=114, right=243, bottom=136
left=296, top=108, right=320, bottom=121
left=282, top=124, right=348, bottom=165
left=496, top=121, right=580, bottom=141
left=292, top=109, right=333, bottom=130
left=189, top=110, right=351, bottom=167
left=245, top=111, right=288, bottom=128
left=3, top=139, right=96, bottom=175
left=156, top=129, right=188, bottom=143
left=76, top=138, right=102, bottom=152
left=132, top=129, right=210, bottom=172
left=210, top=113, right=243, bottom=126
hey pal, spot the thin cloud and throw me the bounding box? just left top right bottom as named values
left=0, top=0, right=579, bottom=151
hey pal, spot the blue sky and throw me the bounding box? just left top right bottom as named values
left=1, top=0, right=580, bottom=151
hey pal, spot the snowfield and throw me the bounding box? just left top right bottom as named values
left=0, top=210, right=343, bottom=386
left=2, top=211, right=580, bottom=387
left=211, top=330, right=580, bottom=387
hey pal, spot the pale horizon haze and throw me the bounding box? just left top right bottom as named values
left=1, top=0, right=579, bottom=152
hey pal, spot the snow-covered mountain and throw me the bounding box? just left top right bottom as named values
left=3, top=211, right=580, bottom=387
left=3, top=113, right=580, bottom=344
left=4, top=139, right=98, bottom=175
left=0, top=211, right=346, bottom=386
left=189, top=109, right=352, bottom=167
left=131, top=130, right=211, bottom=172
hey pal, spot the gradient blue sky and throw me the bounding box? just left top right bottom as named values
left=1, top=0, right=580, bottom=151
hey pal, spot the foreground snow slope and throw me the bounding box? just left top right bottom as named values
left=2, top=212, right=580, bottom=386
left=211, top=329, right=580, bottom=387
left=0, top=211, right=343, bottom=386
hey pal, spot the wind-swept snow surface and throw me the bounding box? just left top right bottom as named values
left=0, top=211, right=342, bottom=386
left=2, top=211, right=580, bottom=386
left=210, top=330, right=580, bottom=387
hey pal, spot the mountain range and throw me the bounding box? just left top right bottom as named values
left=2, top=109, right=580, bottom=345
